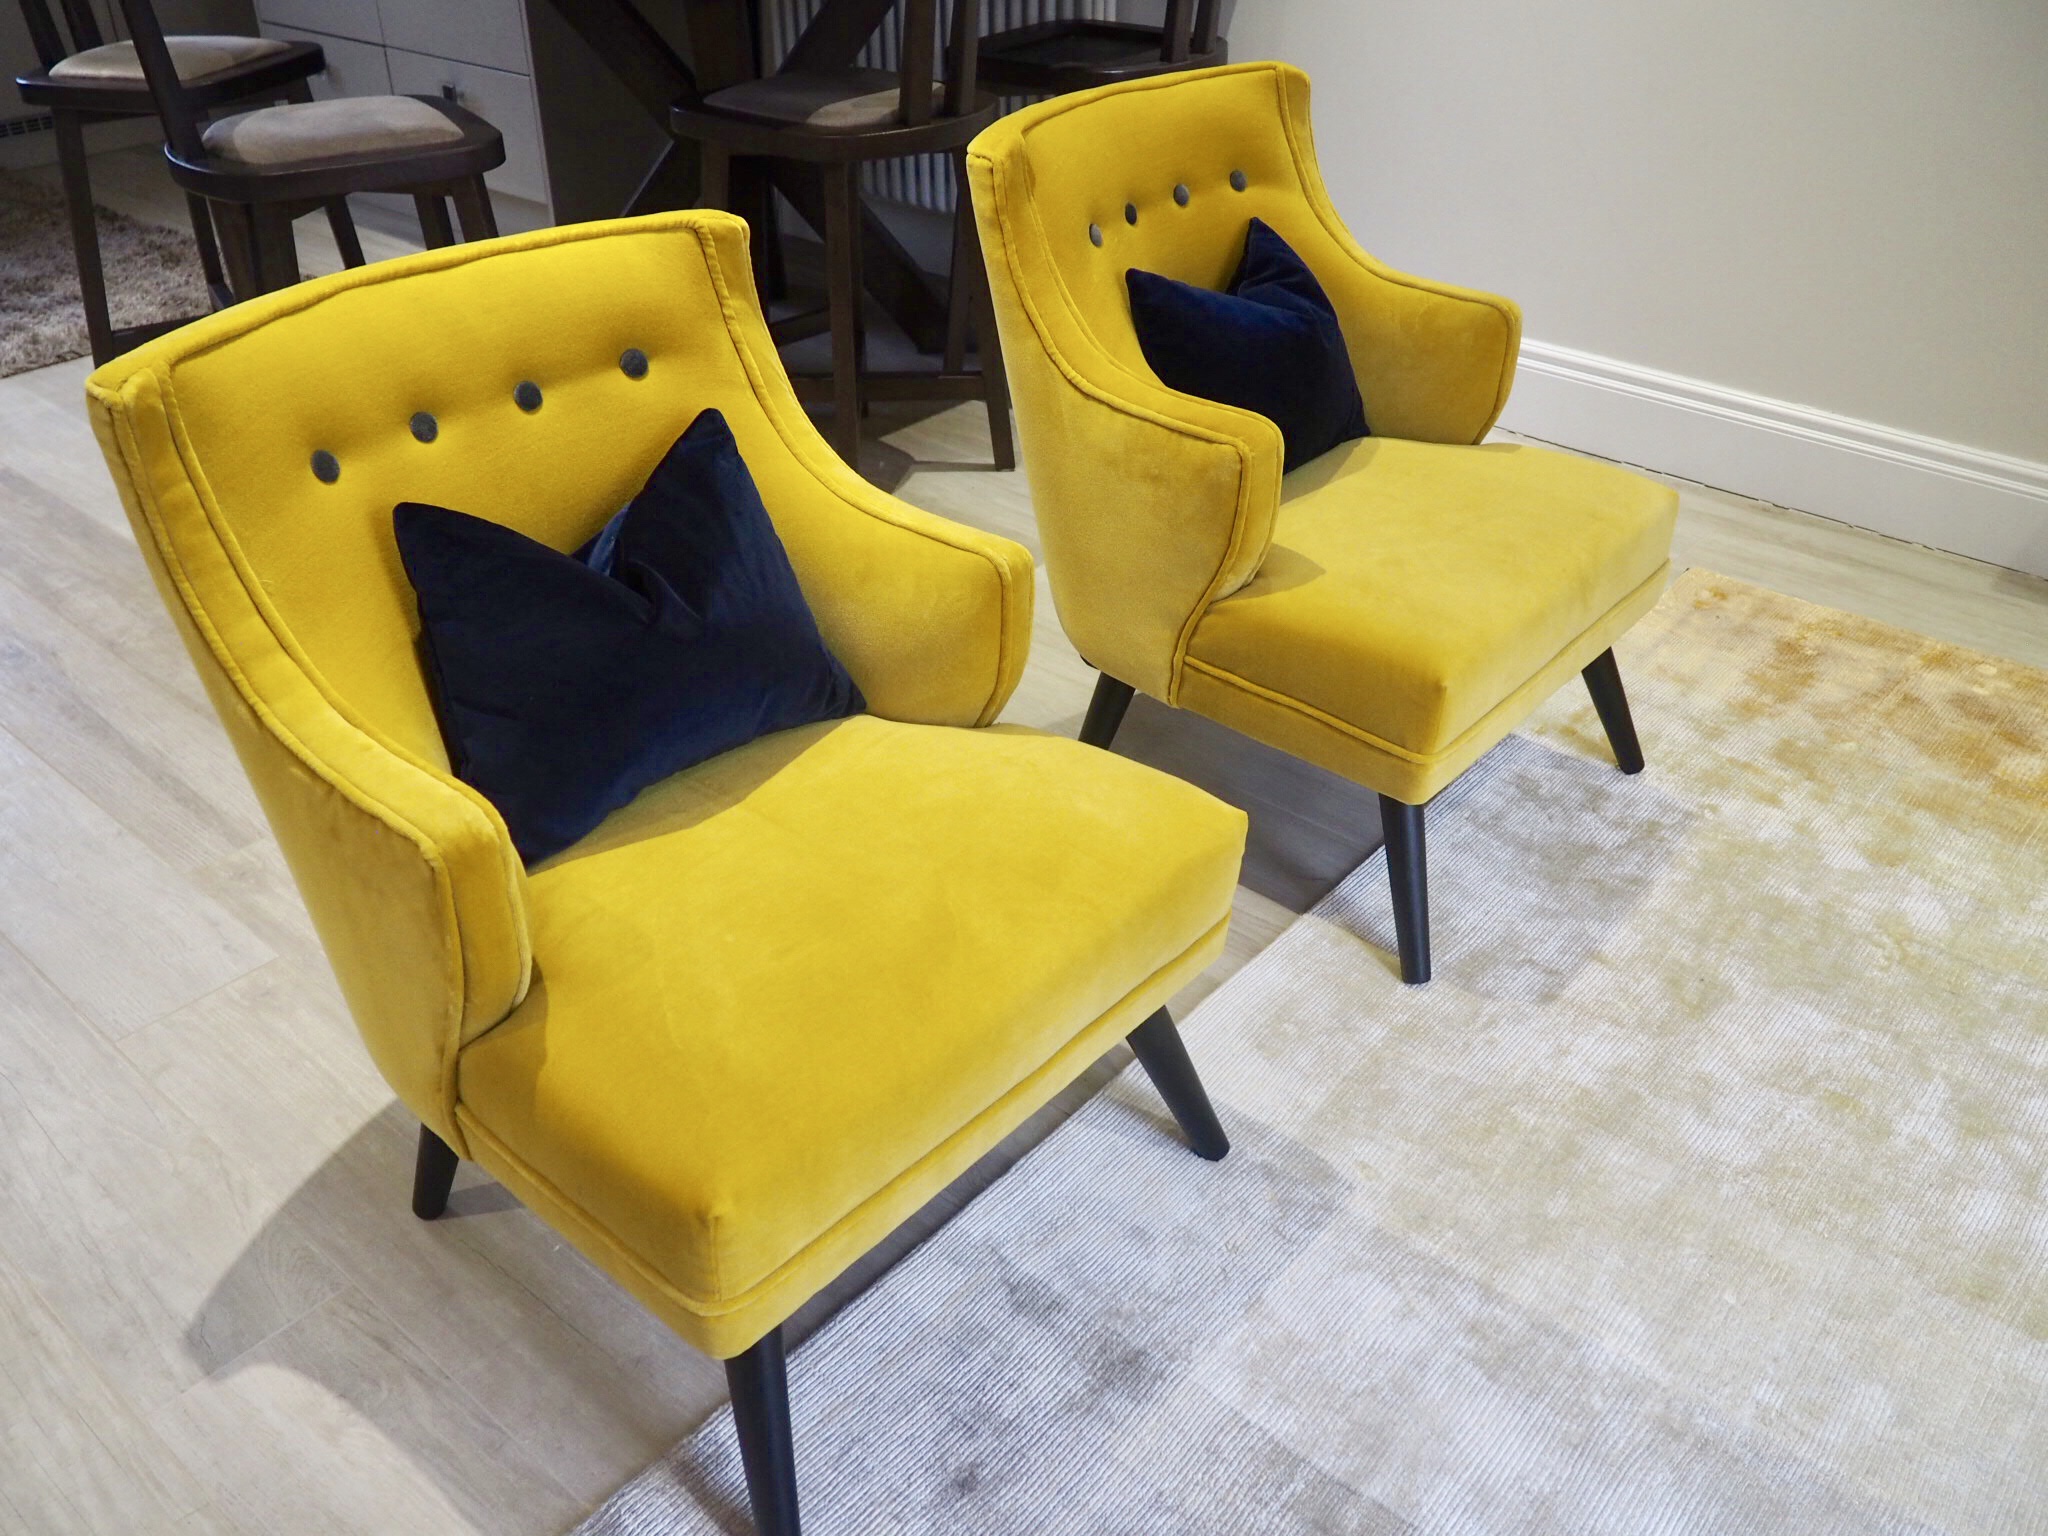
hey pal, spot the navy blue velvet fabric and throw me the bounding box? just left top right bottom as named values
left=1126, top=218, right=1369, bottom=473
left=395, top=408, right=864, bottom=865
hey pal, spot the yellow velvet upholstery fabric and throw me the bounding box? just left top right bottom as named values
left=85, top=212, right=1246, bottom=1357
left=1186, top=439, right=1677, bottom=801
left=459, top=715, right=1242, bottom=1347
left=967, top=63, right=1677, bottom=803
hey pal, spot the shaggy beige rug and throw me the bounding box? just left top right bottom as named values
left=0, top=168, right=209, bottom=378
left=580, top=571, right=2048, bottom=1534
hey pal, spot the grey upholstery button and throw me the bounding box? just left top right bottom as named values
left=1230, top=169, right=1248, bottom=192
left=1124, top=201, right=1138, bottom=225
left=620, top=348, right=649, bottom=379
left=409, top=411, right=438, bottom=443
left=1174, top=183, right=1190, bottom=206
left=310, top=450, right=339, bottom=483
left=1088, top=222, right=1103, bottom=247
left=514, top=381, right=543, bottom=412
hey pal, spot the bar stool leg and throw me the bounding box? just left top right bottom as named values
left=959, top=166, right=1015, bottom=471
left=820, top=162, right=864, bottom=469
left=213, top=201, right=261, bottom=303
left=414, top=193, right=456, bottom=250
left=697, top=145, right=732, bottom=211
left=325, top=198, right=367, bottom=266
left=249, top=204, right=301, bottom=294
left=943, top=153, right=975, bottom=377
left=52, top=111, right=115, bottom=365
left=451, top=179, right=499, bottom=242
left=183, top=193, right=233, bottom=310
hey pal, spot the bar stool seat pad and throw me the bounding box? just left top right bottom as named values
left=47, top=34, right=289, bottom=82
left=704, top=69, right=950, bottom=131
left=201, top=94, right=465, bottom=165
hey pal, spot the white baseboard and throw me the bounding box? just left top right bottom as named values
left=1499, top=340, right=2048, bottom=579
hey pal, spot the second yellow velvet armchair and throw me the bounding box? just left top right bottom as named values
left=86, top=211, right=1247, bottom=1535
left=968, top=62, right=1678, bottom=983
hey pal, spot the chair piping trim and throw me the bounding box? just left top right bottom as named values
left=1181, top=561, right=1673, bottom=770
left=453, top=910, right=1232, bottom=1336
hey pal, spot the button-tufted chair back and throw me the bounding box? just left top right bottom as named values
left=981, top=64, right=1331, bottom=386
left=966, top=62, right=1519, bottom=701
left=85, top=211, right=1005, bottom=1145
left=111, top=217, right=793, bottom=765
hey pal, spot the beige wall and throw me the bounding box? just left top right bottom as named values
left=1231, top=2, right=2048, bottom=467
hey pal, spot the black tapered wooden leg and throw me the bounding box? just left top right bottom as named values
left=1379, top=795, right=1430, bottom=985
left=412, top=1125, right=458, bottom=1220
left=1127, top=1007, right=1229, bottom=1160
left=1581, top=648, right=1645, bottom=774
left=1078, top=673, right=1135, bottom=749
left=726, top=1328, right=801, bottom=1536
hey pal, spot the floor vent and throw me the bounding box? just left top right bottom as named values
left=1, top=112, right=57, bottom=140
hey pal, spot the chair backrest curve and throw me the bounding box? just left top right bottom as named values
left=82, top=212, right=815, bottom=1145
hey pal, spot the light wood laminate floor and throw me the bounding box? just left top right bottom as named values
left=2, top=153, right=2045, bottom=1534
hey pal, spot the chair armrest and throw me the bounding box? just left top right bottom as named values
left=1289, top=136, right=1521, bottom=442
left=966, top=148, right=1285, bottom=702
left=694, top=217, right=1033, bottom=727
left=87, top=368, right=531, bottom=1153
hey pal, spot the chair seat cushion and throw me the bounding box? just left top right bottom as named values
left=47, top=34, right=289, bottom=82
left=456, top=713, right=1245, bottom=1316
left=703, top=68, right=948, bottom=131
left=200, top=94, right=464, bottom=165
left=1185, top=438, right=1677, bottom=761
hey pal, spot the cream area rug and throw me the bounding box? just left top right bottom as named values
left=0, top=168, right=209, bottom=378
left=578, top=571, right=2048, bottom=1534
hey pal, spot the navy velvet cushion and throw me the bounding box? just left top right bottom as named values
left=1126, top=218, right=1369, bottom=473
left=395, top=408, right=864, bottom=865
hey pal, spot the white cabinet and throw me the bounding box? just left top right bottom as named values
left=249, top=0, right=688, bottom=228
left=258, top=22, right=390, bottom=101
left=375, top=0, right=529, bottom=75
left=255, top=0, right=382, bottom=47
left=384, top=46, right=547, bottom=206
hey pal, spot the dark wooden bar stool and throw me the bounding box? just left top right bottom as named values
left=111, top=0, right=506, bottom=301
left=11, top=0, right=331, bottom=361
left=670, top=0, right=1014, bottom=475
left=976, top=0, right=1225, bottom=97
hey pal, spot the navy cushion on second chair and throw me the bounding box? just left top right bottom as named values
left=395, top=408, right=865, bottom=864
left=1126, top=217, right=1370, bottom=473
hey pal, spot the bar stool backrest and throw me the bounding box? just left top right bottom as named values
left=17, top=0, right=110, bottom=71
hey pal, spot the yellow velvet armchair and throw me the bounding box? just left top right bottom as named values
left=967, top=62, right=1678, bottom=983
left=85, top=211, right=1248, bottom=1535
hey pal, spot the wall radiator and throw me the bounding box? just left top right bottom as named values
left=759, top=0, right=1115, bottom=214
